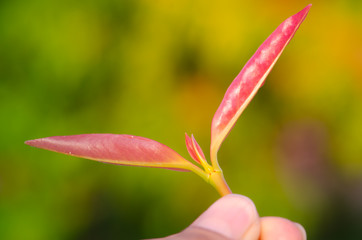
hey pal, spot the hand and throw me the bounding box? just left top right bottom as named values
left=156, top=194, right=306, bottom=240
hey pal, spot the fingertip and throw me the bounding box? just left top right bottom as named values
left=295, top=222, right=307, bottom=240
left=260, top=217, right=306, bottom=240
left=190, top=194, right=260, bottom=240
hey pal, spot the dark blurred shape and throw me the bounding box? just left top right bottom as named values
left=279, top=120, right=362, bottom=239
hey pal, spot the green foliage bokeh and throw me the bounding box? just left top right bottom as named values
left=1, top=0, right=362, bottom=239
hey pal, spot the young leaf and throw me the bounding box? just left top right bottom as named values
left=185, top=133, right=201, bottom=164
left=210, top=5, right=311, bottom=167
left=25, top=134, right=197, bottom=171
left=185, top=133, right=206, bottom=164
left=191, top=134, right=206, bottom=161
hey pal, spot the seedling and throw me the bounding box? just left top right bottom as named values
left=26, top=5, right=311, bottom=197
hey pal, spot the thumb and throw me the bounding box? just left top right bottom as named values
left=188, top=194, right=260, bottom=240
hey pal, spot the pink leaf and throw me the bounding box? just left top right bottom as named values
left=191, top=134, right=206, bottom=161
left=185, top=133, right=201, bottom=163
left=185, top=133, right=206, bottom=164
left=210, top=5, right=311, bottom=163
left=25, top=134, right=196, bottom=171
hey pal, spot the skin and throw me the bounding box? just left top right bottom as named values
left=154, top=194, right=306, bottom=240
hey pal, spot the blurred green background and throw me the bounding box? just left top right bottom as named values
left=1, top=0, right=361, bottom=239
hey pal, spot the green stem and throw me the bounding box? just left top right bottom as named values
left=209, top=170, right=232, bottom=196
left=187, top=162, right=210, bottom=182
left=187, top=157, right=232, bottom=197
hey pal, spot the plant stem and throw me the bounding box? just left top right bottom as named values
left=187, top=158, right=232, bottom=196
left=187, top=162, right=210, bottom=182
left=209, top=170, right=232, bottom=196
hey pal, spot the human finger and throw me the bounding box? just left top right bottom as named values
left=187, top=194, right=260, bottom=240
left=259, top=217, right=306, bottom=240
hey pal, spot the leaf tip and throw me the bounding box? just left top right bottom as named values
left=25, top=139, right=37, bottom=147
